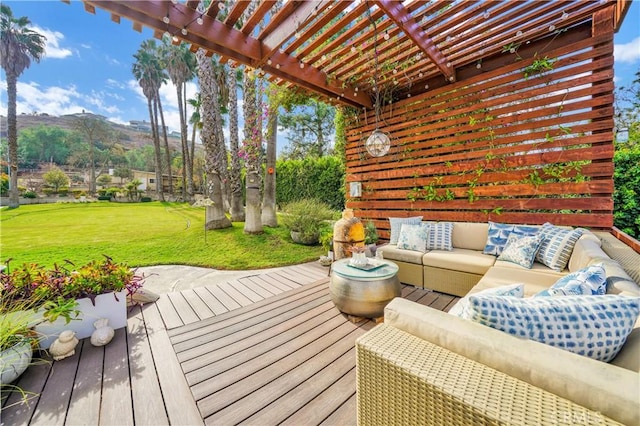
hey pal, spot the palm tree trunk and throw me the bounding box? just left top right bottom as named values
left=262, top=101, right=278, bottom=227
left=150, top=98, right=164, bottom=201
left=6, top=73, right=19, bottom=208
left=229, top=67, right=244, bottom=221
left=179, top=83, right=193, bottom=200
left=243, top=71, right=263, bottom=234
left=157, top=93, right=173, bottom=196
left=197, top=50, right=231, bottom=230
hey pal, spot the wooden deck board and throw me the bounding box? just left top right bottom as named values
left=140, top=303, right=203, bottom=426
left=2, top=261, right=455, bottom=426
left=180, top=295, right=335, bottom=373
left=166, top=291, right=201, bottom=325
left=127, top=305, right=170, bottom=426
left=180, top=289, right=216, bottom=321
left=29, top=348, right=79, bottom=425
left=64, top=340, right=104, bottom=425
left=192, top=286, right=228, bottom=316
left=99, top=328, right=134, bottom=426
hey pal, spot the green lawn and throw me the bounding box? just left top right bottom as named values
left=0, top=202, right=325, bottom=270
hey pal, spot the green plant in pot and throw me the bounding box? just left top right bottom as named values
left=282, top=199, right=335, bottom=245
left=364, top=220, right=379, bottom=256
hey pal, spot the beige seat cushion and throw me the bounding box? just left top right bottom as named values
left=569, top=238, right=610, bottom=272
left=451, top=222, right=489, bottom=251
left=475, top=266, right=562, bottom=297
left=379, top=244, right=425, bottom=264
left=494, top=260, right=567, bottom=276
left=422, top=248, right=496, bottom=275
left=610, top=323, right=640, bottom=372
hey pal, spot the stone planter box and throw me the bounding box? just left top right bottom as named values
left=36, top=291, right=127, bottom=349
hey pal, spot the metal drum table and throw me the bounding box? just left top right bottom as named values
left=329, top=258, right=400, bottom=319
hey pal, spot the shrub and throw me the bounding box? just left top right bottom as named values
left=97, top=196, right=111, bottom=201
left=281, top=199, right=336, bottom=245
left=23, top=191, right=37, bottom=199
left=140, top=196, right=152, bottom=202
left=58, top=187, right=69, bottom=197
left=613, top=140, right=640, bottom=238
left=276, top=156, right=345, bottom=211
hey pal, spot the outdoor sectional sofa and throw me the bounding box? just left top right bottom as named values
left=356, top=221, right=640, bottom=425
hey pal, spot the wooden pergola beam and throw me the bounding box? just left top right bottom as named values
left=85, top=0, right=370, bottom=108
left=260, top=0, right=331, bottom=63
left=224, top=0, right=251, bottom=27
left=374, top=0, right=456, bottom=82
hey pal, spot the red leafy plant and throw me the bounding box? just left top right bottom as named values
left=1, top=255, right=144, bottom=324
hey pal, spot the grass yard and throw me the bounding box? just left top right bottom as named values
left=0, top=202, right=325, bottom=270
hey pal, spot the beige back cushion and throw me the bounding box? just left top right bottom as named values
left=451, top=222, right=489, bottom=251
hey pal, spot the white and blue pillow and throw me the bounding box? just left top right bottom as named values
left=426, top=222, right=453, bottom=251
left=483, top=222, right=515, bottom=256
left=535, top=223, right=584, bottom=272
left=467, top=294, right=640, bottom=362
left=397, top=223, right=430, bottom=252
left=449, top=283, right=524, bottom=319
left=536, top=264, right=607, bottom=297
left=389, top=216, right=423, bottom=245
left=497, top=234, right=544, bottom=269
left=483, top=222, right=541, bottom=257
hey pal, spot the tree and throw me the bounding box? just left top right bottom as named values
left=113, top=167, right=133, bottom=184
left=125, top=178, right=142, bottom=201
left=18, top=125, right=75, bottom=165
left=279, top=99, right=336, bottom=160
left=133, top=39, right=167, bottom=201
left=227, top=67, right=244, bottom=222
left=96, top=174, right=112, bottom=188
left=42, top=166, right=69, bottom=193
left=72, top=115, right=113, bottom=194
left=161, top=38, right=196, bottom=200
left=0, top=4, right=46, bottom=208
left=196, top=49, right=231, bottom=230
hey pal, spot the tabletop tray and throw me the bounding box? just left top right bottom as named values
left=346, top=262, right=386, bottom=272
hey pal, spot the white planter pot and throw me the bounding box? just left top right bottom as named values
left=36, top=291, right=127, bottom=350
left=0, top=339, right=33, bottom=384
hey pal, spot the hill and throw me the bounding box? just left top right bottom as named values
left=0, top=112, right=182, bottom=150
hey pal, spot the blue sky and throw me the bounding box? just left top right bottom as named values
left=1, top=0, right=639, bottom=140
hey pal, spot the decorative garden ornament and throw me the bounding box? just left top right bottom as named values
left=91, top=318, right=115, bottom=347
left=49, top=330, right=78, bottom=361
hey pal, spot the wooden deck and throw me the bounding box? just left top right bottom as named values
left=1, top=262, right=459, bottom=426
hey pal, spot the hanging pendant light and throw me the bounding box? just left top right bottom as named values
left=365, top=2, right=390, bottom=158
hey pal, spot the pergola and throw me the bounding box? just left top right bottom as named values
left=75, top=0, right=632, bottom=241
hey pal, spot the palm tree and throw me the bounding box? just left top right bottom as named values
left=196, top=49, right=231, bottom=230
left=228, top=66, right=244, bottom=222
left=161, top=39, right=196, bottom=200
left=132, top=40, right=167, bottom=201
left=0, top=5, right=46, bottom=208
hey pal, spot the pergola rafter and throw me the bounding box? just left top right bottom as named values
left=78, top=0, right=627, bottom=110
left=374, top=0, right=456, bottom=82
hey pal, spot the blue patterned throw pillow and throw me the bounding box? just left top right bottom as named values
left=449, top=283, right=524, bottom=319
left=388, top=216, right=423, bottom=245
left=467, top=295, right=640, bottom=362
left=510, top=224, right=540, bottom=237
left=425, top=222, right=453, bottom=251
left=397, top=223, right=430, bottom=252
left=536, top=264, right=607, bottom=297
left=497, top=234, right=544, bottom=269
left=483, top=222, right=515, bottom=256
left=535, top=222, right=584, bottom=272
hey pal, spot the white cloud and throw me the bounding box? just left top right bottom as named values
left=614, top=36, right=640, bottom=64
left=31, top=25, right=74, bottom=59
left=0, top=79, right=124, bottom=118
left=106, top=78, right=126, bottom=90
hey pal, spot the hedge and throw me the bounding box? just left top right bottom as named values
left=275, top=156, right=345, bottom=211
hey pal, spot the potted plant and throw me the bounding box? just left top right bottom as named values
left=364, top=220, right=379, bottom=256
left=0, top=306, right=37, bottom=385
left=281, top=199, right=335, bottom=245
left=0, top=256, right=144, bottom=349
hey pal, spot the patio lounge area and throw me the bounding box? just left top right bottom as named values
left=1, top=262, right=459, bottom=425
left=3, top=0, right=639, bottom=424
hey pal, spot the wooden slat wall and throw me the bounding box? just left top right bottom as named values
left=345, top=18, right=615, bottom=241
